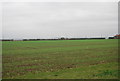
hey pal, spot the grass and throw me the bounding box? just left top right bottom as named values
left=2, top=39, right=118, bottom=79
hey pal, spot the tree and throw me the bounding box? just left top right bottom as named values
left=60, top=37, right=65, bottom=40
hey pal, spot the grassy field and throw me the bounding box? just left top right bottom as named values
left=2, top=39, right=118, bottom=79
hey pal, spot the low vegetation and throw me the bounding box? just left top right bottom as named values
left=2, top=39, right=118, bottom=79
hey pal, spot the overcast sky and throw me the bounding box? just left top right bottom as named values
left=2, top=2, right=118, bottom=39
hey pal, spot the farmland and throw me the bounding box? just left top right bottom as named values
left=2, top=39, right=118, bottom=79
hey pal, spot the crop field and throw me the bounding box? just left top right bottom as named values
left=2, top=39, right=118, bottom=79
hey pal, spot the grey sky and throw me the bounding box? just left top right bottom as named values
left=2, top=2, right=118, bottom=39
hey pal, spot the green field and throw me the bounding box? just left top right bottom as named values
left=2, top=39, right=118, bottom=79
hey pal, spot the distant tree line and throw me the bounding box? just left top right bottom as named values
left=1, top=37, right=106, bottom=41
left=1, top=34, right=120, bottom=41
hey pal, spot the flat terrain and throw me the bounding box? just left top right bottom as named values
left=2, top=39, right=118, bottom=79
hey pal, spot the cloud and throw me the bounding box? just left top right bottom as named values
left=2, top=2, right=118, bottom=39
